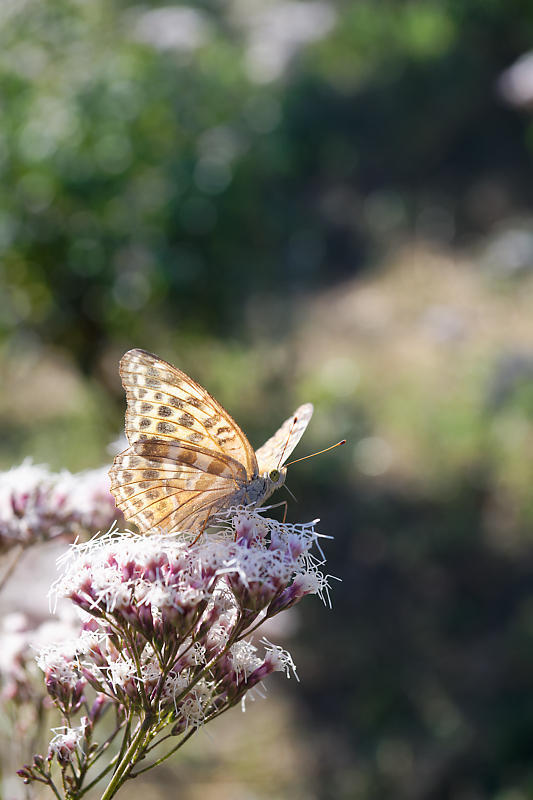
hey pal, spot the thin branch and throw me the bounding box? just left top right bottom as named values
left=100, top=716, right=153, bottom=800
left=77, top=758, right=117, bottom=798
left=0, top=543, right=24, bottom=592
left=130, top=728, right=196, bottom=777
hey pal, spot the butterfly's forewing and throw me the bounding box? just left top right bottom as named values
left=110, top=440, right=248, bottom=533
left=255, top=403, right=314, bottom=474
left=119, top=349, right=257, bottom=477
left=110, top=349, right=259, bottom=533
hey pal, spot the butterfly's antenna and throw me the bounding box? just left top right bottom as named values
left=282, top=483, right=298, bottom=502
left=277, top=415, right=299, bottom=469
left=284, top=439, right=346, bottom=468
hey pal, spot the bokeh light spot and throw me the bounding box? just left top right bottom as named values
left=353, top=436, right=393, bottom=476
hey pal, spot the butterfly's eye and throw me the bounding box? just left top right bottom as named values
left=269, top=469, right=280, bottom=483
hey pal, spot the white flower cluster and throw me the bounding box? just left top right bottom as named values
left=40, top=508, right=329, bottom=735
left=0, top=460, right=120, bottom=552
left=0, top=606, right=82, bottom=704
left=14, top=507, right=333, bottom=796
left=48, top=723, right=87, bottom=765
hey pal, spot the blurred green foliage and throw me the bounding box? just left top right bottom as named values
left=2, top=1, right=533, bottom=799
left=2, top=0, right=533, bottom=372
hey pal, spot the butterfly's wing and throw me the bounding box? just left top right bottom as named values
left=110, top=440, right=248, bottom=533
left=255, top=403, right=314, bottom=474
left=119, top=349, right=258, bottom=476
left=109, top=348, right=258, bottom=533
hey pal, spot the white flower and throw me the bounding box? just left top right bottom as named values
left=205, top=612, right=235, bottom=652
left=0, top=460, right=119, bottom=551
left=261, top=639, right=298, bottom=680
left=189, top=641, right=206, bottom=666
left=160, top=670, right=191, bottom=706
left=230, top=640, right=263, bottom=681
left=104, top=655, right=138, bottom=691
left=49, top=723, right=87, bottom=763
left=62, top=467, right=118, bottom=532
left=36, top=647, right=80, bottom=687
left=178, top=679, right=212, bottom=728
left=41, top=510, right=330, bottom=729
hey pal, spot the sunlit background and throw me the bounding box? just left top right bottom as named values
left=2, top=1, right=533, bottom=798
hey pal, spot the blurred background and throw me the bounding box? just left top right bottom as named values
left=2, top=0, right=533, bottom=798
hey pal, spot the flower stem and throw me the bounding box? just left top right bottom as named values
left=45, top=777, right=63, bottom=800
left=0, top=543, right=24, bottom=592
left=78, top=758, right=117, bottom=797
left=130, top=728, right=196, bottom=777
left=99, top=716, right=152, bottom=800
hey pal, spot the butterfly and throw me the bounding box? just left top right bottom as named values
left=109, top=348, right=314, bottom=535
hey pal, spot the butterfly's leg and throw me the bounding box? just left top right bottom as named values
left=265, top=500, right=288, bottom=523
left=192, top=505, right=215, bottom=544
left=258, top=500, right=289, bottom=523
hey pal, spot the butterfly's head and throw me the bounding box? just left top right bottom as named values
left=264, top=466, right=287, bottom=496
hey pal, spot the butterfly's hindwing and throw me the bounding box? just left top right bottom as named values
left=109, top=440, right=247, bottom=533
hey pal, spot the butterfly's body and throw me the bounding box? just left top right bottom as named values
left=110, top=349, right=310, bottom=535
left=245, top=472, right=286, bottom=505
left=219, top=473, right=280, bottom=507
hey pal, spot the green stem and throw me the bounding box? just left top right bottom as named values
left=99, top=717, right=152, bottom=800
left=144, top=732, right=172, bottom=754
left=78, top=758, right=117, bottom=798
left=113, top=717, right=131, bottom=772
left=44, top=777, right=63, bottom=800
left=130, top=728, right=196, bottom=777
left=87, top=721, right=126, bottom=766
left=95, top=612, right=244, bottom=798
left=131, top=696, right=232, bottom=780
left=238, top=614, right=268, bottom=639
left=123, top=632, right=150, bottom=711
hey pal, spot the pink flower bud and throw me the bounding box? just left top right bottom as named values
left=227, top=573, right=279, bottom=613
left=11, top=492, right=28, bottom=517
left=33, top=754, right=45, bottom=770
left=234, top=516, right=255, bottom=545
left=284, top=533, right=309, bottom=560
left=81, top=667, right=105, bottom=692
left=89, top=693, right=109, bottom=724
left=138, top=603, right=154, bottom=636
left=16, top=768, right=32, bottom=784
left=267, top=573, right=318, bottom=615
left=123, top=676, right=139, bottom=700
